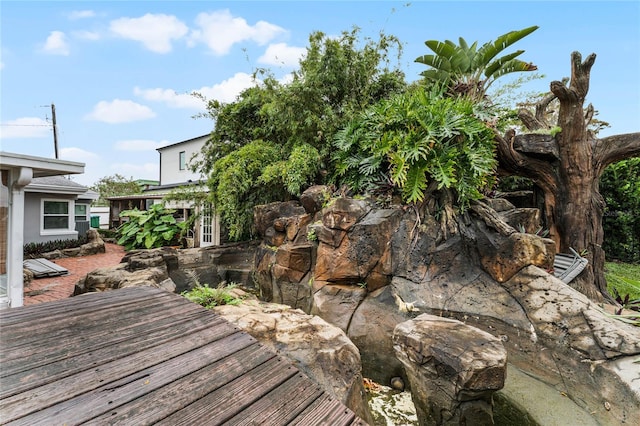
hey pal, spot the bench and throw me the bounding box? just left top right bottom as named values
left=553, top=248, right=588, bottom=283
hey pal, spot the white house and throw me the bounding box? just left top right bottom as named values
left=107, top=134, right=220, bottom=247
left=152, top=134, right=220, bottom=248
left=1, top=151, right=85, bottom=308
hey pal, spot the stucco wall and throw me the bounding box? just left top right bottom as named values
left=159, top=136, right=206, bottom=185
left=24, top=193, right=78, bottom=244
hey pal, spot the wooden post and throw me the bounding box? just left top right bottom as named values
left=51, top=103, right=59, bottom=159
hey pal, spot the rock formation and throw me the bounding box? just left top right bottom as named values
left=393, top=314, right=507, bottom=425
left=251, top=186, right=640, bottom=425
left=212, top=292, right=373, bottom=424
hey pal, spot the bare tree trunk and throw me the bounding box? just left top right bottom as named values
left=497, top=52, right=640, bottom=302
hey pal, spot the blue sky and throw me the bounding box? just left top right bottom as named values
left=1, top=1, right=638, bottom=187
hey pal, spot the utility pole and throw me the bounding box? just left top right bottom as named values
left=51, top=103, right=59, bottom=159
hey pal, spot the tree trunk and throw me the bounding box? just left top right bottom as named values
left=497, top=52, right=640, bottom=302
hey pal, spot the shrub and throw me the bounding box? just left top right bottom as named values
left=23, top=236, right=90, bottom=258
left=116, top=203, right=188, bottom=250
left=600, top=158, right=640, bottom=263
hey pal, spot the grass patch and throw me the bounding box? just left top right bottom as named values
left=605, top=262, right=640, bottom=300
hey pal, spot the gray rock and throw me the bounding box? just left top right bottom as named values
left=212, top=298, right=373, bottom=424
left=393, top=314, right=507, bottom=426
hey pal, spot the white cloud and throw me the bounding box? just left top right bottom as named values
left=73, top=30, right=100, bottom=41
left=114, top=139, right=166, bottom=151
left=110, top=13, right=188, bottom=53
left=59, top=147, right=99, bottom=162
left=134, top=72, right=259, bottom=108
left=258, top=43, right=306, bottom=67
left=0, top=117, right=51, bottom=139
left=133, top=87, right=202, bottom=109
left=68, top=10, right=96, bottom=20
left=42, top=31, right=70, bottom=56
left=190, top=9, right=286, bottom=55
left=110, top=162, right=159, bottom=180
left=85, top=99, right=156, bottom=123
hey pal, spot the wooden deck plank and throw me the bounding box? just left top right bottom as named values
left=5, top=333, right=260, bottom=426
left=289, top=394, right=362, bottom=426
left=0, top=302, right=218, bottom=375
left=0, top=287, right=366, bottom=426
left=0, top=303, right=206, bottom=369
left=155, top=356, right=298, bottom=425
left=83, top=343, right=277, bottom=425
left=0, top=287, right=167, bottom=325
left=0, top=316, right=243, bottom=422
left=224, top=373, right=325, bottom=426
left=0, top=290, right=182, bottom=340
left=0, top=314, right=230, bottom=398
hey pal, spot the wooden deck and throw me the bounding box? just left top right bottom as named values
left=0, top=287, right=365, bottom=425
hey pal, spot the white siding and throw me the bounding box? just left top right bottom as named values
left=158, top=135, right=207, bottom=185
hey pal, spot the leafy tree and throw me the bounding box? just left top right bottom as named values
left=197, top=28, right=407, bottom=240
left=415, top=26, right=539, bottom=101
left=333, top=87, right=496, bottom=209
left=90, top=174, right=141, bottom=206
left=209, top=140, right=284, bottom=240
left=600, top=158, right=640, bottom=263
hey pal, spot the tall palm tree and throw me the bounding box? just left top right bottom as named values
left=415, top=26, right=539, bottom=100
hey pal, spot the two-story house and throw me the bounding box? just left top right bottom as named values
left=107, top=134, right=220, bottom=247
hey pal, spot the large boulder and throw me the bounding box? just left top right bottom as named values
left=253, top=201, right=306, bottom=239
left=393, top=314, right=507, bottom=426
left=78, top=229, right=106, bottom=256
left=212, top=297, right=373, bottom=424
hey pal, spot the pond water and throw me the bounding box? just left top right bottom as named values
left=365, top=379, right=418, bottom=426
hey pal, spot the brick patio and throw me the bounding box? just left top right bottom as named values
left=23, top=242, right=125, bottom=306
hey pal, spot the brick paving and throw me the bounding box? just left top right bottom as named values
left=23, top=243, right=126, bottom=306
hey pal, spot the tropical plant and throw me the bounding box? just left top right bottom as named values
left=415, top=26, right=539, bottom=101
left=182, top=283, right=243, bottom=309
left=332, top=87, right=496, bottom=208
left=116, top=203, right=188, bottom=250
left=196, top=28, right=407, bottom=241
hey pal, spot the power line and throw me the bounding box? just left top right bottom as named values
left=0, top=124, right=52, bottom=127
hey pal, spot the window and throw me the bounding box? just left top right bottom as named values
left=75, top=204, right=87, bottom=222
left=43, top=200, right=72, bottom=230
left=179, top=151, right=186, bottom=170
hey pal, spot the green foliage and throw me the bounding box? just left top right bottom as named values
left=600, top=158, right=640, bottom=263
left=606, top=262, right=640, bottom=300
left=116, top=203, right=188, bottom=250
left=306, top=228, right=318, bottom=242
left=90, top=174, right=142, bottom=206
left=332, top=88, right=496, bottom=208
left=182, top=283, right=243, bottom=309
left=23, top=236, right=90, bottom=258
left=415, top=26, right=539, bottom=101
left=197, top=28, right=407, bottom=241
left=209, top=140, right=285, bottom=241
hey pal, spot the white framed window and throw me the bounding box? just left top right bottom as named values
left=75, top=204, right=87, bottom=222
left=179, top=151, right=186, bottom=171
left=41, top=199, right=75, bottom=234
